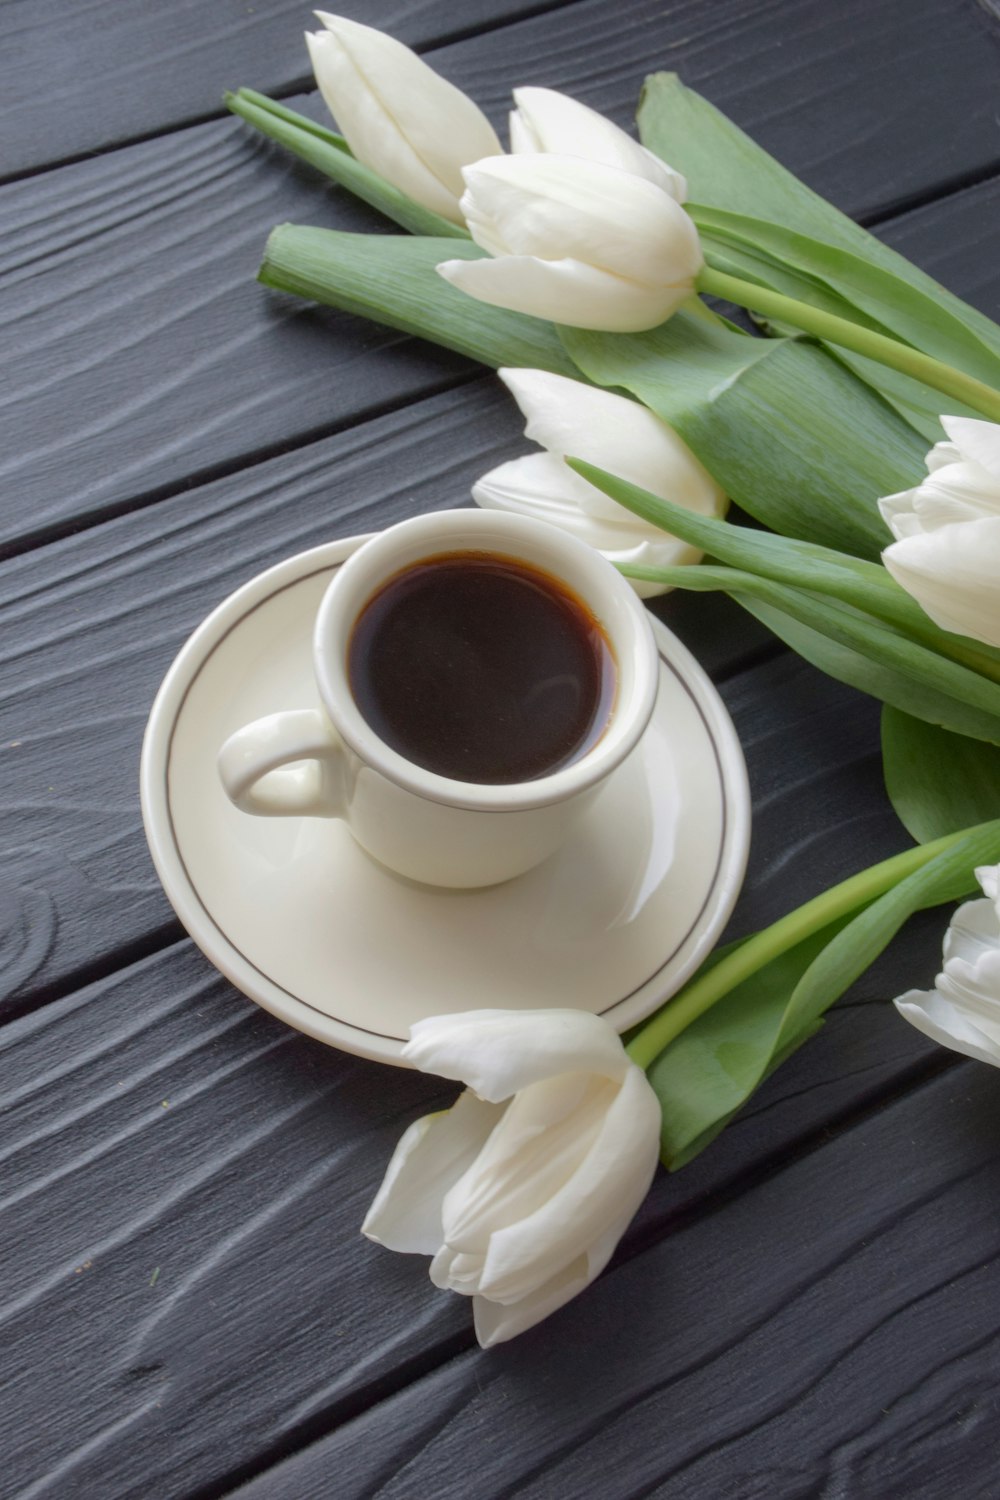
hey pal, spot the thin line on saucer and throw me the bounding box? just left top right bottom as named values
left=165, top=561, right=728, bottom=1045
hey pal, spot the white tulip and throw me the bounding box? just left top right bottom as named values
left=305, top=14, right=502, bottom=225
left=894, top=864, right=1000, bottom=1066
left=362, top=1008, right=661, bottom=1347
left=509, top=86, right=687, bottom=202
left=879, top=415, right=1000, bottom=649
left=473, top=368, right=726, bottom=597
left=436, top=154, right=703, bottom=331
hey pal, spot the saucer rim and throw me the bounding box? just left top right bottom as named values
left=140, top=535, right=751, bottom=1066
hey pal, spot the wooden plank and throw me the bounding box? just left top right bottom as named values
left=877, top=173, right=1000, bottom=307
left=227, top=1058, right=1000, bottom=1500
left=0, top=109, right=474, bottom=555
left=0, top=906, right=958, bottom=1498
left=3, top=1, right=1000, bottom=551
left=0, top=942, right=467, bottom=1500
left=3, top=0, right=999, bottom=192
left=0, top=0, right=571, bottom=180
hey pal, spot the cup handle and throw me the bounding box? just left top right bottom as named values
left=217, top=709, right=348, bottom=819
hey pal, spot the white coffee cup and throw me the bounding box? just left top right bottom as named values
left=217, top=510, right=659, bottom=887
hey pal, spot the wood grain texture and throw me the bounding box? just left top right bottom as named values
left=0, top=942, right=464, bottom=1500
left=3, top=0, right=1000, bottom=550
left=877, top=174, right=1000, bottom=308
left=0, top=902, right=957, bottom=1499
left=0, top=0, right=575, bottom=179
left=228, top=1060, right=1000, bottom=1500
left=6, top=5, right=1000, bottom=1496
left=3, top=0, right=1000, bottom=194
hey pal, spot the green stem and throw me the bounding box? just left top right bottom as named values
left=697, top=266, right=1000, bottom=423
left=620, top=563, right=1000, bottom=685
left=626, top=828, right=967, bottom=1070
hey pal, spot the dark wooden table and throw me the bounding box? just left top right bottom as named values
left=3, top=2, right=1000, bottom=1496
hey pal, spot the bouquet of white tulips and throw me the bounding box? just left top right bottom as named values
left=225, top=15, right=1000, bottom=1345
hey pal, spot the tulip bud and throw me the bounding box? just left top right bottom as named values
left=362, top=1008, right=661, bottom=1346
left=305, top=13, right=502, bottom=225
left=879, top=415, right=1000, bottom=649
left=472, top=368, right=726, bottom=596
left=436, top=153, right=703, bottom=331
left=894, top=863, right=1000, bottom=1066
left=509, top=86, right=687, bottom=201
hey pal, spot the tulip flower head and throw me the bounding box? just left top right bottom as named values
left=509, top=86, right=688, bottom=201
left=362, top=1008, right=661, bottom=1346
left=879, top=416, right=1000, bottom=650
left=473, top=368, right=726, bottom=597
left=437, top=153, right=703, bottom=331
left=894, top=865, right=1000, bottom=1067
left=305, top=13, right=502, bottom=224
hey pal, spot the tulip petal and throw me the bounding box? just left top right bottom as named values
left=877, top=486, right=920, bottom=538
left=472, top=1253, right=594, bottom=1346
left=308, top=15, right=501, bottom=223
left=469, top=1189, right=640, bottom=1345
left=459, top=155, right=702, bottom=289
left=475, top=1064, right=660, bottom=1302
left=473, top=456, right=701, bottom=597
left=941, top=416, right=1000, bottom=482
left=437, top=253, right=691, bottom=332
left=364, top=1010, right=661, bottom=1347
left=306, top=29, right=461, bottom=222
left=925, top=440, right=963, bottom=474
left=894, top=990, right=1000, bottom=1068
left=509, top=87, right=687, bottom=202
left=429, top=1244, right=487, bottom=1291
left=403, top=1008, right=634, bottom=1100
left=474, top=453, right=659, bottom=532
left=498, top=368, right=724, bottom=519
left=938, top=899, right=1000, bottom=1025
left=977, top=864, right=1000, bottom=908
left=882, top=465, right=1000, bottom=536
left=441, top=1074, right=617, bottom=1255
left=881, top=516, right=1000, bottom=648
left=361, top=1090, right=503, bottom=1254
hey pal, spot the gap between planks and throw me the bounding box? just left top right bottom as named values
left=0, top=367, right=481, bottom=565
left=860, top=158, right=1000, bottom=230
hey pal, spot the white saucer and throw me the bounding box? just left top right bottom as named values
left=140, top=536, right=750, bottom=1066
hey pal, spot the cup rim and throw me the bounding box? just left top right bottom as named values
left=313, top=509, right=659, bottom=813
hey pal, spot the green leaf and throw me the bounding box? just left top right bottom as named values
left=638, top=76, right=1000, bottom=439
left=881, top=707, right=1000, bottom=843
left=226, top=89, right=468, bottom=239
left=691, top=211, right=1000, bottom=437
left=560, top=314, right=925, bottom=559
left=638, top=563, right=1000, bottom=744
left=652, top=919, right=845, bottom=1169
left=692, top=207, right=1000, bottom=395
left=776, top=820, right=1000, bottom=1048
left=653, top=818, right=1000, bottom=1168
left=638, top=75, right=1000, bottom=361
left=571, top=459, right=1000, bottom=682
left=259, top=225, right=582, bottom=378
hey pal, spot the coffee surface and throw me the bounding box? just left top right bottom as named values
left=347, top=551, right=616, bottom=784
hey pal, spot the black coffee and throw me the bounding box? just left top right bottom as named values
left=347, top=551, right=616, bottom=784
